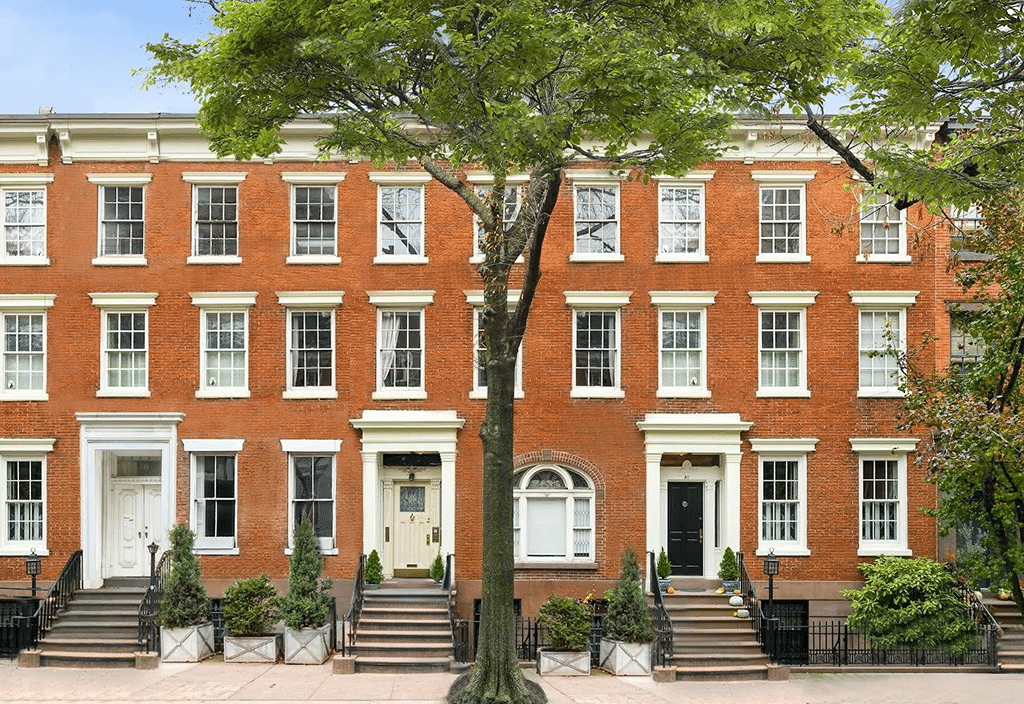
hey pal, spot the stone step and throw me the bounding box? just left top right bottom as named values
left=52, top=608, right=138, bottom=621
left=355, top=656, right=450, bottom=674
left=355, top=629, right=451, bottom=643
left=46, top=621, right=138, bottom=638
left=357, top=617, right=450, bottom=631
left=36, top=636, right=139, bottom=653
left=671, top=651, right=768, bottom=667
left=360, top=606, right=448, bottom=620
left=673, top=642, right=763, bottom=656
left=673, top=664, right=769, bottom=681
left=37, top=650, right=137, bottom=669
left=353, top=641, right=452, bottom=659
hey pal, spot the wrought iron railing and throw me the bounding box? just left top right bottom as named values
left=444, top=553, right=470, bottom=662
left=137, top=550, right=171, bottom=653
left=648, top=550, right=674, bottom=666
left=0, top=597, right=39, bottom=658
left=33, top=550, right=82, bottom=645
left=515, top=600, right=608, bottom=665
left=339, top=553, right=366, bottom=656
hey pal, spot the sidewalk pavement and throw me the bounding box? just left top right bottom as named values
left=1, top=658, right=1022, bottom=704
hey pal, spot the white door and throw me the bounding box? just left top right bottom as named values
left=103, top=453, right=162, bottom=578
left=392, top=483, right=437, bottom=575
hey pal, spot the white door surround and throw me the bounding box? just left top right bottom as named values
left=77, top=412, right=184, bottom=589
left=637, top=413, right=751, bottom=580
left=383, top=468, right=441, bottom=576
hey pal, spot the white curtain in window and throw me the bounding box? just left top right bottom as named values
left=526, top=498, right=566, bottom=557
left=380, top=311, right=400, bottom=384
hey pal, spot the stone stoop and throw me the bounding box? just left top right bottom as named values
left=29, top=577, right=149, bottom=669
left=352, top=578, right=454, bottom=673
left=985, top=594, right=1024, bottom=673
left=660, top=581, right=772, bottom=681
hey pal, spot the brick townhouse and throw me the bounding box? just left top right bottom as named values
left=0, top=113, right=946, bottom=623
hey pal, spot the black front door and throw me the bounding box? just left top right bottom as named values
left=667, top=482, right=703, bottom=575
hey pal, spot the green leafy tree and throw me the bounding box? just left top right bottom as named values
left=149, top=2, right=884, bottom=700
left=364, top=549, right=384, bottom=585
left=537, top=596, right=590, bottom=652
left=656, top=549, right=671, bottom=581
left=603, top=548, right=655, bottom=644
left=223, top=574, right=281, bottom=636
left=843, top=556, right=978, bottom=655
left=158, top=525, right=211, bottom=629
left=281, top=516, right=334, bottom=630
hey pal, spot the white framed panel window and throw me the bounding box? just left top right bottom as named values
left=751, top=171, right=814, bottom=263
left=183, top=172, right=246, bottom=265
left=650, top=291, right=716, bottom=397
left=370, top=290, right=434, bottom=400
left=655, top=172, right=714, bottom=263
left=0, top=439, right=54, bottom=555
left=183, top=438, right=244, bottom=554
left=750, top=291, right=817, bottom=397
left=566, top=291, right=630, bottom=398
left=277, top=291, right=344, bottom=400
left=88, top=174, right=152, bottom=266
left=513, top=464, right=595, bottom=564
left=1, top=174, right=53, bottom=266
left=851, top=291, right=918, bottom=398
left=1, top=294, right=54, bottom=402
left=751, top=438, right=817, bottom=557
left=466, top=172, right=527, bottom=264
left=858, top=192, right=910, bottom=263
left=465, top=290, right=523, bottom=399
left=89, top=292, right=157, bottom=398
left=281, top=439, right=341, bottom=554
left=190, top=292, right=257, bottom=399
left=282, top=172, right=346, bottom=264
left=567, top=171, right=625, bottom=262
left=369, top=172, right=431, bottom=264
left=851, top=438, right=917, bottom=556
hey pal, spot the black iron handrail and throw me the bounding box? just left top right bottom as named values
left=340, top=553, right=366, bottom=656
left=32, top=550, right=82, bottom=646
left=444, top=553, right=470, bottom=662
left=647, top=550, right=674, bottom=666
left=137, top=550, right=171, bottom=653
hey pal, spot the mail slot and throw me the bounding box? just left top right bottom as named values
left=432, top=526, right=440, bottom=543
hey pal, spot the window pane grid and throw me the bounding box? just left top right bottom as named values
left=6, top=460, right=43, bottom=542
left=3, top=314, right=44, bottom=391
left=862, top=459, right=898, bottom=541
left=760, top=311, right=801, bottom=388
left=199, top=455, right=235, bottom=539
left=660, top=310, right=701, bottom=388
left=205, top=312, right=246, bottom=388
left=860, top=311, right=899, bottom=388
left=105, top=312, right=146, bottom=388
left=659, top=186, right=701, bottom=254
left=860, top=195, right=902, bottom=255
left=573, top=497, right=591, bottom=558
left=574, top=186, right=617, bottom=254
left=3, top=190, right=46, bottom=257
left=293, top=456, right=333, bottom=538
left=195, top=186, right=238, bottom=256
left=760, top=188, right=802, bottom=254
left=515, top=467, right=593, bottom=561
left=382, top=311, right=422, bottom=388
left=474, top=186, right=521, bottom=254
left=101, top=186, right=144, bottom=255
left=294, top=186, right=336, bottom=255
left=380, top=186, right=423, bottom=256
left=575, top=311, right=616, bottom=388
left=290, top=311, right=332, bottom=388
left=761, top=460, right=798, bottom=542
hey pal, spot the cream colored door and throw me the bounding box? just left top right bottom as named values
left=103, top=453, right=162, bottom=578
left=392, top=483, right=436, bottom=576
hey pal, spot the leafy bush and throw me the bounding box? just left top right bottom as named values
left=280, top=516, right=333, bottom=630
left=603, top=548, right=655, bottom=643
left=843, top=555, right=977, bottom=655
left=657, top=548, right=672, bottom=580
left=158, top=525, right=211, bottom=628
left=538, top=595, right=591, bottom=652
left=223, top=575, right=281, bottom=636
left=718, top=547, right=739, bottom=582
left=429, top=553, right=445, bottom=583
left=364, top=549, right=384, bottom=584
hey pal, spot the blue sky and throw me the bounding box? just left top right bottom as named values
left=0, top=1, right=215, bottom=115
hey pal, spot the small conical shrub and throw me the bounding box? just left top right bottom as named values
left=657, top=548, right=672, bottom=580
left=718, top=546, right=739, bottom=582
left=364, top=549, right=384, bottom=584
left=223, top=575, right=280, bottom=636
left=429, top=553, right=445, bottom=583
left=158, top=525, right=211, bottom=628
left=603, top=547, right=654, bottom=643
left=280, top=516, right=333, bottom=630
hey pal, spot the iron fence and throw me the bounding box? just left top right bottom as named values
left=515, top=600, right=609, bottom=666
left=0, top=597, right=38, bottom=658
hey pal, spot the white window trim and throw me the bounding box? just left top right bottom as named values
left=568, top=172, right=624, bottom=262
left=0, top=438, right=54, bottom=556
left=751, top=172, right=814, bottom=263
left=90, top=293, right=157, bottom=398
left=651, top=291, right=716, bottom=398
left=857, top=192, right=911, bottom=264
left=851, top=438, right=917, bottom=557
left=466, top=173, right=528, bottom=264
left=90, top=176, right=151, bottom=267
left=851, top=291, right=919, bottom=398
left=284, top=175, right=344, bottom=265
left=654, top=173, right=714, bottom=263
left=0, top=295, right=55, bottom=402
left=466, top=291, right=524, bottom=399
left=1, top=176, right=52, bottom=267
left=566, top=292, right=628, bottom=398
left=751, top=438, right=817, bottom=557
left=184, top=438, right=244, bottom=555
left=282, top=439, right=342, bottom=554
left=191, top=292, right=257, bottom=399
left=187, top=177, right=245, bottom=265
left=372, top=302, right=429, bottom=400
left=278, top=292, right=343, bottom=400
left=370, top=173, right=431, bottom=265
left=750, top=291, right=817, bottom=397
left=514, top=464, right=596, bottom=565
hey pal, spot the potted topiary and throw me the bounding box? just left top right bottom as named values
left=364, top=549, right=384, bottom=588
left=158, top=525, right=213, bottom=662
left=429, top=553, right=445, bottom=584
left=656, top=548, right=672, bottom=593
left=536, top=595, right=592, bottom=675
left=600, top=548, right=655, bottom=675
left=223, top=574, right=282, bottom=663
left=281, top=516, right=334, bottom=664
left=718, top=546, right=740, bottom=593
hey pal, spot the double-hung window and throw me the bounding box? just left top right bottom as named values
left=751, top=438, right=816, bottom=557
left=858, top=193, right=909, bottom=263
left=282, top=172, right=346, bottom=264
left=183, top=172, right=246, bottom=264
left=566, top=291, right=630, bottom=398
left=90, top=292, right=157, bottom=398
left=370, top=291, right=433, bottom=400
left=0, top=438, right=53, bottom=555
left=851, top=438, right=917, bottom=556
left=949, top=204, right=990, bottom=261
left=465, top=291, right=523, bottom=399
left=950, top=311, right=985, bottom=371
left=751, top=171, right=814, bottom=263
left=370, top=172, right=431, bottom=264
left=282, top=439, right=341, bottom=553
left=1, top=294, right=54, bottom=402
left=656, top=172, right=713, bottom=262
left=568, top=172, right=624, bottom=261
left=1, top=174, right=52, bottom=266
left=190, top=292, right=256, bottom=398
left=750, top=292, right=816, bottom=397
left=88, top=174, right=151, bottom=266
left=513, top=464, right=595, bottom=563
left=184, top=439, right=243, bottom=554
left=851, top=291, right=918, bottom=397
left=278, top=291, right=344, bottom=400
left=467, top=173, right=526, bottom=264
left=651, top=291, right=715, bottom=397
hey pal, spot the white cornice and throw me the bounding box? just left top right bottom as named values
left=276, top=291, right=344, bottom=308
left=850, top=291, right=920, bottom=308
left=86, top=173, right=153, bottom=185
left=89, top=292, right=158, bottom=308
left=0, top=438, right=56, bottom=454
left=182, top=172, right=247, bottom=184
left=650, top=291, right=717, bottom=307
left=464, top=290, right=522, bottom=306
left=749, top=291, right=819, bottom=307
left=0, top=173, right=54, bottom=186
left=564, top=291, right=632, bottom=307
left=281, top=172, right=347, bottom=184
left=0, top=294, right=55, bottom=310
left=367, top=172, right=432, bottom=185
left=367, top=290, right=435, bottom=307
left=190, top=292, right=258, bottom=309
left=850, top=438, right=919, bottom=454
left=749, top=438, right=819, bottom=454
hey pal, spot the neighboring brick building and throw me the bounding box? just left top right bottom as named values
left=0, top=113, right=942, bottom=621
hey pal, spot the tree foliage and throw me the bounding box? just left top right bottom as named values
left=537, top=595, right=591, bottom=652
left=603, top=548, right=655, bottom=644
left=223, top=574, right=281, bottom=636
left=158, top=525, right=211, bottom=629
left=717, top=546, right=739, bottom=582
left=364, top=549, right=384, bottom=585
left=280, top=516, right=334, bottom=630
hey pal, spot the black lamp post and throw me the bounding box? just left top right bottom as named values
left=148, top=541, right=159, bottom=589
left=25, top=549, right=41, bottom=598
left=763, top=548, right=779, bottom=620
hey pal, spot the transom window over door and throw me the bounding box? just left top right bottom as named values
left=513, top=464, right=594, bottom=563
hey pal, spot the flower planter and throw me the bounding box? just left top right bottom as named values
left=721, top=579, right=740, bottom=593
left=284, top=623, right=332, bottom=664
left=599, top=637, right=652, bottom=676
left=224, top=633, right=282, bottom=663
left=536, top=648, right=591, bottom=676
left=160, top=623, right=214, bottom=662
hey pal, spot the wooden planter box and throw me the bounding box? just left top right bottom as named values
left=284, top=623, right=332, bottom=664
left=224, top=633, right=283, bottom=663
left=160, top=623, right=214, bottom=663
left=599, top=637, right=652, bottom=676
left=536, top=648, right=591, bottom=676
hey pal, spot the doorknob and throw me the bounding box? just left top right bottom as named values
left=425, top=533, right=431, bottom=546
left=699, top=529, right=704, bottom=542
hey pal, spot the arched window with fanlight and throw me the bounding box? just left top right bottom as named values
left=513, top=464, right=594, bottom=562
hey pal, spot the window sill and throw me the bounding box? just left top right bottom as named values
left=286, top=255, right=341, bottom=265
left=570, top=387, right=625, bottom=399
left=470, top=254, right=525, bottom=265
left=373, top=388, right=428, bottom=400
left=1, top=257, right=50, bottom=266
left=657, top=388, right=711, bottom=398
left=97, top=388, right=150, bottom=398
left=857, top=387, right=904, bottom=399
left=194, top=547, right=240, bottom=556
left=756, top=546, right=810, bottom=557
left=856, top=254, right=912, bottom=264
left=0, top=392, right=48, bottom=402
left=858, top=546, right=911, bottom=557
left=469, top=389, right=525, bottom=400
left=955, top=252, right=993, bottom=263
left=656, top=253, right=709, bottom=264
left=196, top=388, right=251, bottom=399
left=756, top=388, right=811, bottom=398
left=569, top=253, right=625, bottom=263
left=283, top=388, right=338, bottom=400
left=92, top=256, right=147, bottom=267
left=515, top=561, right=598, bottom=570
left=0, top=546, right=48, bottom=557
left=285, top=547, right=338, bottom=556
left=187, top=255, right=242, bottom=265
left=755, top=254, right=811, bottom=264
left=373, top=255, right=429, bottom=265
